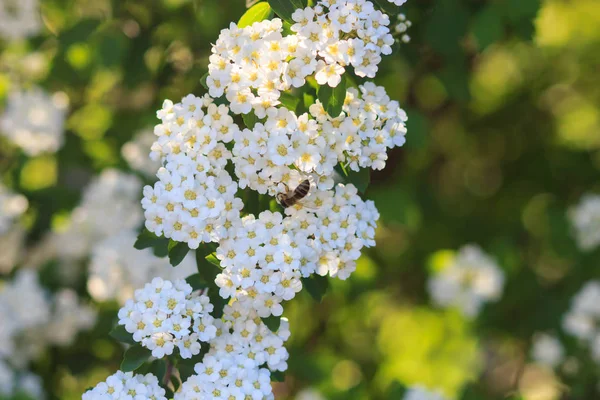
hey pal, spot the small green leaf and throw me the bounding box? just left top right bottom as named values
left=371, top=0, right=400, bottom=16
left=148, top=359, right=167, bottom=381
left=205, top=253, right=221, bottom=268
left=209, top=289, right=228, bottom=319
left=301, top=275, right=329, bottom=302
left=109, top=324, right=137, bottom=345
left=261, top=315, right=281, bottom=332
left=346, top=167, right=370, bottom=194
left=168, top=240, right=189, bottom=267
left=267, top=0, right=306, bottom=23
left=134, top=228, right=161, bottom=250
left=317, top=77, right=347, bottom=117
left=279, top=91, right=300, bottom=112
left=242, top=111, right=258, bottom=129
left=171, top=375, right=181, bottom=392
left=178, top=362, right=196, bottom=383
left=200, top=72, right=209, bottom=89
left=186, top=273, right=208, bottom=291
left=238, top=2, right=273, bottom=28
left=271, top=370, right=285, bottom=382
left=152, top=239, right=169, bottom=258
left=121, top=344, right=151, bottom=372
left=196, top=250, right=221, bottom=283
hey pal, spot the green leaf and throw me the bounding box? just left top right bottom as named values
left=152, top=239, right=169, bottom=258
left=109, top=324, right=137, bottom=345
left=346, top=167, right=371, bottom=194
left=471, top=5, right=505, bottom=50
left=168, top=240, right=189, bottom=267
left=121, top=344, right=152, bottom=372
left=209, top=289, right=228, bottom=318
left=317, top=77, right=347, bottom=117
left=267, top=0, right=306, bottom=23
left=301, top=275, right=329, bottom=302
left=178, top=361, right=196, bottom=383
left=186, top=273, right=208, bottom=291
left=195, top=249, right=221, bottom=284
left=134, top=228, right=162, bottom=250
left=271, top=370, right=285, bottom=382
left=200, top=72, right=209, bottom=90
left=238, top=2, right=274, bottom=28
left=205, top=253, right=221, bottom=268
left=242, top=111, right=258, bottom=129
left=261, top=315, right=281, bottom=332
left=279, top=91, right=300, bottom=112
left=148, top=359, right=167, bottom=381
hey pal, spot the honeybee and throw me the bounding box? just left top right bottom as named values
left=276, top=179, right=311, bottom=208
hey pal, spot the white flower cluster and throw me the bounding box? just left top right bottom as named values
left=122, top=129, right=162, bottom=177
left=118, top=278, right=217, bottom=359
left=88, top=230, right=196, bottom=304
left=55, top=169, right=143, bottom=261
left=0, top=269, right=96, bottom=368
left=176, top=302, right=290, bottom=400
left=388, top=0, right=408, bottom=6
left=214, top=183, right=378, bottom=317
left=0, top=360, right=44, bottom=400
left=568, top=193, right=600, bottom=252
left=530, top=333, right=565, bottom=369
left=82, top=371, right=166, bottom=400
left=562, top=281, right=600, bottom=362
left=231, top=82, right=407, bottom=197
left=0, top=183, right=28, bottom=235
left=0, top=87, right=67, bottom=156
left=427, top=245, right=505, bottom=318
left=403, top=386, right=447, bottom=400
left=142, top=94, right=244, bottom=248
left=0, top=0, right=41, bottom=40
left=394, top=13, right=411, bottom=43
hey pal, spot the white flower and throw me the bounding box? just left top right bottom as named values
left=403, top=385, right=447, bottom=400
left=0, top=88, right=68, bottom=156
left=568, top=194, right=600, bottom=252
left=562, top=281, right=600, bottom=361
left=531, top=333, right=564, bottom=369
left=83, top=371, right=167, bottom=400
left=122, top=129, right=163, bottom=177
left=427, top=245, right=505, bottom=318
left=0, top=0, right=41, bottom=40
left=0, top=183, right=28, bottom=235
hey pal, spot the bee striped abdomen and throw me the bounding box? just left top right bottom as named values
left=294, top=179, right=310, bottom=198
left=278, top=179, right=311, bottom=208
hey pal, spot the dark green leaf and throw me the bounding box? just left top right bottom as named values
left=209, top=289, right=228, bottom=318
left=386, top=381, right=407, bottom=400
left=148, top=359, right=167, bottom=381
left=186, top=273, right=208, bottom=291
left=200, top=72, right=209, bottom=90
left=178, top=362, right=196, bottom=383
left=121, top=344, right=152, bottom=372
left=109, top=324, right=137, bottom=345
left=134, top=228, right=162, bottom=250
left=242, top=111, right=258, bottom=129
left=267, top=0, right=306, bottom=23
left=238, top=2, right=273, bottom=28
left=279, top=91, right=300, bottom=112
left=205, top=253, right=221, bottom=268
left=195, top=249, right=221, bottom=284
left=271, top=370, right=285, bottom=382
left=153, top=239, right=169, bottom=258
left=471, top=5, right=505, bottom=50
left=261, top=315, right=281, bottom=332
left=371, top=0, right=400, bottom=16
left=168, top=240, right=189, bottom=267
left=346, top=167, right=370, bottom=194
left=301, top=275, right=329, bottom=302
left=317, top=77, right=347, bottom=117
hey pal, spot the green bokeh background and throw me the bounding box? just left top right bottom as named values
left=1, top=0, right=599, bottom=399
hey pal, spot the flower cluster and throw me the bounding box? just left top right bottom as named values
left=403, top=386, right=447, bottom=400
left=122, top=128, right=163, bottom=177
left=0, top=0, right=41, bottom=40
left=176, top=302, right=290, bottom=399
left=0, top=87, right=67, bottom=156
left=530, top=332, right=565, bottom=369
left=394, top=13, right=411, bottom=43
left=0, top=269, right=96, bottom=368
left=142, top=95, right=244, bottom=248
left=118, top=278, right=217, bottom=359
left=562, top=281, right=600, bottom=362
left=568, top=193, right=600, bottom=252
left=291, top=0, right=394, bottom=81
left=54, top=169, right=143, bottom=261
left=88, top=230, right=196, bottom=304
left=427, top=245, right=505, bottom=317
left=0, top=183, right=28, bottom=235
left=83, top=371, right=167, bottom=400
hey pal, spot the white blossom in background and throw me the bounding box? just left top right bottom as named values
left=118, top=278, right=217, bottom=359
left=0, top=269, right=96, bottom=368
left=0, top=183, right=28, bottom=235
left=427, top=245, right=505, bottom=318
left=531, top=333, right=565, bottom=369
left=568, top=194, right=600, bottom=252
left=0, top=87, right=67, bottom=156
left=54, top=169, right=143, bottom=261
left=82, top=371, right=166, bottom=400
left=0, top=0, right=41, bottom=40
left=0, top=360, right=45, bottom=400
left=87, top=230, right=196, bottom=304
left=122, top=128, right=163, bottom=177
left=404, top=386, right=447, bottom=400
left=394, top=13, right=411, bottom=43
left=296, top=388, right=327, bottom=400
left=562, top=281, right=600, bottom=363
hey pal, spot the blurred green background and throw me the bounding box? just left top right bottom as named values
left=1, top=0, right=600, bottom=399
